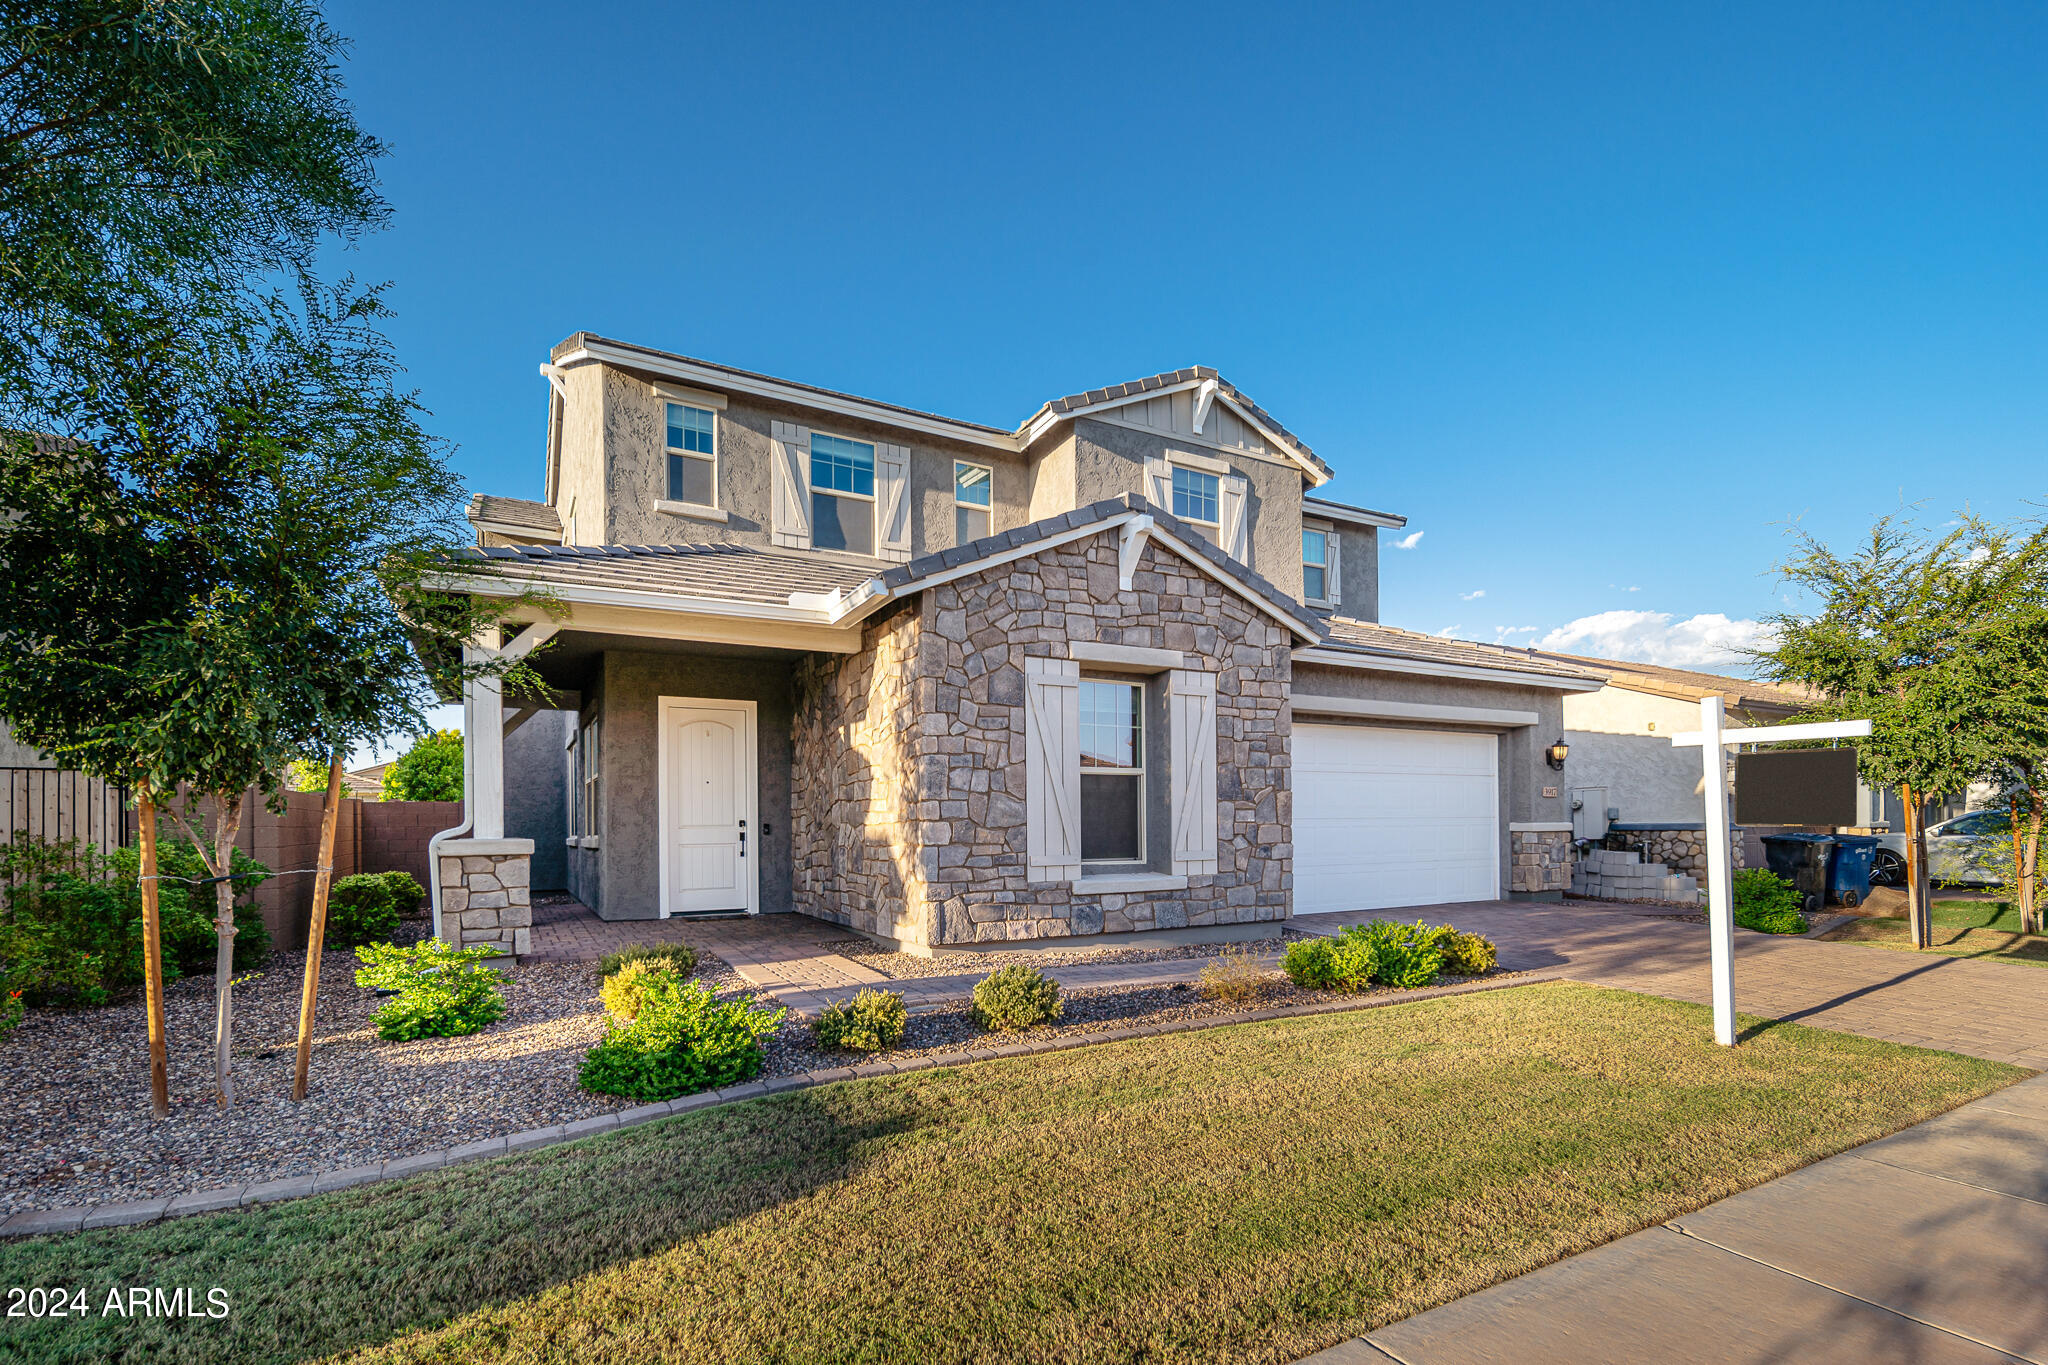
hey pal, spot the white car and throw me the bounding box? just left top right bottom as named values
left=1871, top=809, right=2010, bottom=887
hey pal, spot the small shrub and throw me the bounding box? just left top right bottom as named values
left=1733, top=868, right=1808, bottom=934
left=970, top=962, right=1062, bottom=1031
left=596, top=941, right=699, bottom=979
left=1197, top=945, right=1272, bottom=1004
left=1356, top=920, right=1447, bottom=988
left=327, top=874, right=401, bottom=948
left=812, top=988, right=908, bottom=1052
left=353, top=939, right=507, bottom=1041
left=579, top=976, right=785, bottom=1101
left=380, top=870, right=427, bottom=919
left=1281, top=930, right=1378, bottom=991
left=1438, top=930, right=1498, bottom=976
left=601, top=958, right=680, bottom=1021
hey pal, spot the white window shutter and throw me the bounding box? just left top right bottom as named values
left=1024, top=656, right=1081, bottom=881
left=1219, top=473, right=1250, bottom=562
left=1144, top=454, right=1172, bottom=511
left=876, top=442, right=912, bottom=562
left=770, top=420, right=812, bottom=549
left=1169, top=668, right=1218, bottom=876
left=1327, top=531, right=1343, bottom=608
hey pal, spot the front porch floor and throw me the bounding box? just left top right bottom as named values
left=526, top=895, right=889, bottom=999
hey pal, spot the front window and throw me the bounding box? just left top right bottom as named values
left=578, top=716, right=601, bottom=837
left=1302, top=528, right=1329, bottom=602
left=1080, top=679, right=1144, bottom=863
left=810, top=432, right=876, bottom=554
left=665, top=403, right=716, bottom=506
left=955, top=460, right=992, bottom=543
left=1171, top=466, right=1220, bottom=525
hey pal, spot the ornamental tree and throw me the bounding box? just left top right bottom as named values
left=381, top=728, right=464, bottom=803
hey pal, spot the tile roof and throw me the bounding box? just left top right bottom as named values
left=449, top=541, right=878, bottom=608
left=1309, top=618, right=1606, bottom=684
left=467, top=494, right=561, bottom=534
left=1036, top=366, right=1333, bottom=480
left=1519, top=649, right=1813, bottom=711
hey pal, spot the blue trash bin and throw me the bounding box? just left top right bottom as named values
left=1761, top=833, right=1837, bottom=915
left=1830, top=834, right=1880, bottom=909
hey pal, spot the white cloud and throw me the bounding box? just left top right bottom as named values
left=1535, top=610, right=1770, bottom=668
left=1493, top=625, right=1539, bottom=639
left=1460, top=589, right=1486, bottom=600
left=1391, top=530, right=1424, bottom=550
left=1435, top=624, right=1462, bottom=638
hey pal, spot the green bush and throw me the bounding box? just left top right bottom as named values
left=327, top=873, right=400, bottom=947
left=579, top=976, right=785, bottom=1101
left=812, top=988, right=908, bottom=1052
left=379, top=870, right=427, bottom=919
left=1733, top=868, right=1808, bottom=934
left=1438, top=930, right=1498, bottom=976
left=970, top=962, right=1062, bottom=1031
left=601, top=958, right=679, bottom=1021
left=382, top=729, right=463, bottom=802
left=0, top=837, right=268, bottom=1008
left=353, top=939, right=507, bottom=1040
left=596, top=941, right=698, bottom=979
left=1360, top=920, right=1448, bottom=988
left=1281, top=932, right=1379, bottom=991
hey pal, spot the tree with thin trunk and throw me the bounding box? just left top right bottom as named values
left=1966, top=530, right=2048, bottom=934
left=1757, top=514, right=2040, bottom=949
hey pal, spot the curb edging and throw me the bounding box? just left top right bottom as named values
left=0, top=969, right=1563, bottom=1240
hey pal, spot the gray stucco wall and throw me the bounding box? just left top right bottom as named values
left=1327, top=524, right=1380, bottom=621
left=584, top=364, right=1024, bottom=557
left=504, top=708, right=570, bottom=892
left=0, top=718, right=50, bottom=767
left=1290, top=663, right=1574, bottom=893
left=1068, top=417, right=1309, bottom=598
left=595, top=651, right=795, bottom=921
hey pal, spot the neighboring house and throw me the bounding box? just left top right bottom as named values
left=431, top=335, right=1600, bottom=954
left=344, top=763, right=389, bottom=799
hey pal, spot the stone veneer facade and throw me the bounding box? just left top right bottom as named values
left=436, top=837, right=534, bottom=955
left=791, top=528, right=1292, bottom=949
left=1509, top=824, right=1573, bottom=895
left=1603, top=824, right=1747, bottom=877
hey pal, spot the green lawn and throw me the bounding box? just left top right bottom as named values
left=0, top=983, right=2022, bottom=1365
left=1825, top=898, right=2048, bottom=968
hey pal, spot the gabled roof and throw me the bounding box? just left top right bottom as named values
left=467, top=494, right=561, bottom=537
left=1521, top=648, right=1812, bottom=713
left=438, top=496, right=1327, bottom=643
left=1304, top=618, right=1606, bottom=689
left=549, top=334, right=1335, bottom=485
left=1303, top=494, right=1407, bottom=530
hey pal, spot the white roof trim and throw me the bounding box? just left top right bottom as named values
left=1018, top=379, right=1330, bottom=487
left=559, top=341, right=1016, bottom=453
left=1288, top=695, right=1540, bottom=728
left=1303, top=499, right=1408, bottom=530
left=1293, top=645, right=1605, bottom=692
left=424, top=570, right=841, bottom=626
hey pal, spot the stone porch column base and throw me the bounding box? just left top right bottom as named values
left=436, top=837, right=534, bottom=956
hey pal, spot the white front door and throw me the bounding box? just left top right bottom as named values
left=1293, top=723, right=1501, bottom=914
left=659, top=698, right=758, bottom=915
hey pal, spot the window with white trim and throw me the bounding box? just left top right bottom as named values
left=1079, top=679, right=1144, bottom=863
left=577, top=715, right=601, bottom=838
left=954, top=460, right=992, bottom=543
left=1302, top=528, right=1329, bottom=603
left=810, top=432, right=876, bottom=555
left=1171, top=465, right=1220, bottom=525
left=665, top=403, right=717, bottom=507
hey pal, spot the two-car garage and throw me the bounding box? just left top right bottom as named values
left=1292, top=723, right=1501, bottom=915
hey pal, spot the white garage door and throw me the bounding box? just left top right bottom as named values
left=1294, top=724, right=1500, bottom=915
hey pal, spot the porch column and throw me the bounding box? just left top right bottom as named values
left=464, top=640, right=505, bottom=840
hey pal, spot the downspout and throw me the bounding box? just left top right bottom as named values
left=426, top=661, right=478, bottom=942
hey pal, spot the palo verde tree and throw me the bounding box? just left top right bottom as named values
left=1757, top=514, right=2045, bottom=949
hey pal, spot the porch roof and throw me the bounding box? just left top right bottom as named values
left=449, top=540, right=880, bottom=609
left=1304, top=618, right=1607, bottom=690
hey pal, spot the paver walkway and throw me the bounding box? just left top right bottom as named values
left=1311, top=1072, right=2048, bottom=1364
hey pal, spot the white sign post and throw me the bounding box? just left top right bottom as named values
left=1671, top=697, right=1871, bottom=1046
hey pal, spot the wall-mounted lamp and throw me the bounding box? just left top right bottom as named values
left=1545, top=739, right=1570, bottom=770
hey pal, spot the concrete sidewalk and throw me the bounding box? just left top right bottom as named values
left=1307, top=1074, right=2048, bottom=1364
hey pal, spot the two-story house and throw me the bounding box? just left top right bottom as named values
left=429, top=334, right=1600, bottom=956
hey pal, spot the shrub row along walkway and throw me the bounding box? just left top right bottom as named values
left=1317, top=1072, right=2048, bottom=1364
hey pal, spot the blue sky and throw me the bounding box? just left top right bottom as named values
left=327, top=0, right=2047, bottom=684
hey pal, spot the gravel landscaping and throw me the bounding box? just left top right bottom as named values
left=2, top=919, right=1507, bottom=1216
left=820, top=930, right=1312, bottom=979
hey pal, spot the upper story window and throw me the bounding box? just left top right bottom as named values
left=955, top=460, right=992, bottom=543
left=1171, top=465, right=1220, bottom=526
left=1079, top=679, right=1145, bottom=863
left=1303, top=528, right=1329, bottom=603
left=810, top=432, right=876, bottom=555
left=665, top=403, right=717, bottom=507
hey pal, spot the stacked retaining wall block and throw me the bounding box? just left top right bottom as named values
left=1571, top=847, right=1700, bottom=904
left=435, top=837, right=534, bottom=956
